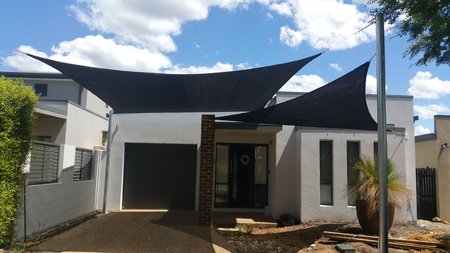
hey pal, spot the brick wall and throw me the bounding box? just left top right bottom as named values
left=198, top=114, right=215, bottom=225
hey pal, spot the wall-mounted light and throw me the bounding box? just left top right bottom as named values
left=442, top=143, right=449, bottom=149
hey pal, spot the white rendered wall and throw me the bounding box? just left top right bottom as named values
left=297, top=130, right=408, bottom=222
left=64, top=103, right=108, bottom=149
left=81, top=88, right=111, bottom=117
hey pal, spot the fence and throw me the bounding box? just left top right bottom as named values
left=416, top=167, right=437, bottom=220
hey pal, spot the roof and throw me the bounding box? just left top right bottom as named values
left=27, top=53, right=320, bottom=113
left=415, top=133, right=437, bottom=142
left=0, top=71, right=68, bottom=79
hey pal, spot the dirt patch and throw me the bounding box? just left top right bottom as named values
left=217, top=220, right=450, bottom=253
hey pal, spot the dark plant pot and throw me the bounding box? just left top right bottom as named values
left=356, top=199, right=395, bottom=235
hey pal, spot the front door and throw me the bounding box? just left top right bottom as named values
left=215, top=143, right=268, bottom=208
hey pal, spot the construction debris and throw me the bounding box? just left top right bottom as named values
left=323, top=231, right=446, bottom=251
left=335, top=243, right=355, bottom=252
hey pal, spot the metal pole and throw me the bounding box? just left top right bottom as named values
left=23, top=177, right=27, bottom=242
left=102, top=110, right=114, bottom=213
left=376, top=13, right=388, bottom=253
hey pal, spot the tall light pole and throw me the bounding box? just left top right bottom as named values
left=376, top=12, right=388, bottom=253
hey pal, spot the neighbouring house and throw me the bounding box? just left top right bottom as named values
left=0, top=72, right=109, bottom=237
left=415, top=115, right=450, bottom=221
left=14, top=53, right=416, bottom=233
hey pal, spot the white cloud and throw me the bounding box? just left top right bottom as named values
left=280, top=74, right=326, bottom=92
left=2, top=46, right=57, bottom=72
left=268, top=2, right=293, bottom=17
left=69, top=0, right=251, bottom=52
left=269, top=0, right=377, bottom=50
left=329, top=63, right=342, bottom=72
left=164, top=62, right=234, bottom=74
left=280, top=73, right=383, bottom=94
left=3, top=35, right=171, bottom=72
left=351, top=0, right=379, bottom=8
left=365, top=74, right=377, bottom=94
left=408, top=71, right=450, bottom=99
left=414, top=104, right=450, bottom=120
left=414, top=125, right=431, bottom=136
left=280, top=26, right=304, bottom=47
left=236, top=62, right=251, bottom=70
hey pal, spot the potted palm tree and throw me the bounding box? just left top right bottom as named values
left=350, top=157, right=409, bottom=234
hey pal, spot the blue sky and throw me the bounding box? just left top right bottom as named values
left=1, top=0, right=449, bottom=135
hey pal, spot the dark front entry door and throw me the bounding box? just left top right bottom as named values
left=231, top=145, right=254, bottom=207
left=215, top=143, right=268, bottom=208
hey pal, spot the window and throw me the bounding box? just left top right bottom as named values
left=34, top=83, right=48, bottom=96
left=29, top=142, right=59, bottom=185
left=347, top=142, right=360, bottom=206
left=73, top=148, right=93, bottom=181
left=320, top=141, right=333, bottom=205
left=102, top=131, right=108, bottom=146
left=215, top=144, right=229, bottom=207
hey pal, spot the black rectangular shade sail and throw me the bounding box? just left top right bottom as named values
left=26, top=53, right=320, bottom=113
left=217, top=62, right=378, bottom=131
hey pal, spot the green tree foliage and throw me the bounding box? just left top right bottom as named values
left=0, top=76, right=37, bottom=247
left=371, top=0, right=449, bottom=66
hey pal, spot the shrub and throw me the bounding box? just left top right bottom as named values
left=0, top=76, right=37, bottom=247
left=350, top=156, right=409, bottom=215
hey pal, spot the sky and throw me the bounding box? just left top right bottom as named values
left=0, top=0, right=449, bottom=135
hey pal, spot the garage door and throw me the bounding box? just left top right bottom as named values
left=123, top=143, right=197, bottom=210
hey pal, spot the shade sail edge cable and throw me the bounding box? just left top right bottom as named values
left=216, top=61, right=378, bottom=131
left=26, top=52, right=321, bottom=113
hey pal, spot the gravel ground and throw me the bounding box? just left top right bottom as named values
left=217, top=220, right=450, bottom=253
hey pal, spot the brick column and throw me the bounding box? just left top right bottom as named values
left=198, top=114, right=215, bottom=226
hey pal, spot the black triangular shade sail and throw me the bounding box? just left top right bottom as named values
left=27, top=53, right=320, bottom=113
left=217, top=62, right=378, bottom=131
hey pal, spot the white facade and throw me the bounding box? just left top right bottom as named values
left=1, top=72, right=109, bottom=148
left=104, top=92, right=416, bottom=223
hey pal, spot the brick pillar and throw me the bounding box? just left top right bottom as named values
left=199, top=114, right=215, bottom=226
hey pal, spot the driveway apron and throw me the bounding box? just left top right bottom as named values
left=32, top=211, right=234, bottom=253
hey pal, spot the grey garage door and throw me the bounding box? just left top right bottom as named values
left=123, top=143, right=197, bottom=210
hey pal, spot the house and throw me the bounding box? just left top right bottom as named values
left=0, top=72, right=109, bottom=237
left=415, top=115, right=450, bottom=221
left=13, top=54, right=417, bottom=233
left=104, top=92, right=416, bottom=223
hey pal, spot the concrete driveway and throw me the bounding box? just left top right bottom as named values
left=33, top=211, right=234, bottom=253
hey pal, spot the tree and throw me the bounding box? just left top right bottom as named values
left=0, top=76, right=37, bottom=247
left=370, top=0, right=449, bottom=66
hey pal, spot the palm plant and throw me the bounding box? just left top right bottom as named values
left=350, top=156, right=409, bottom=215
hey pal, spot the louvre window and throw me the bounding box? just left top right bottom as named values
left=73, top=148, right=93, bottom=181
left=29, top=142, right=59, bottom=185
